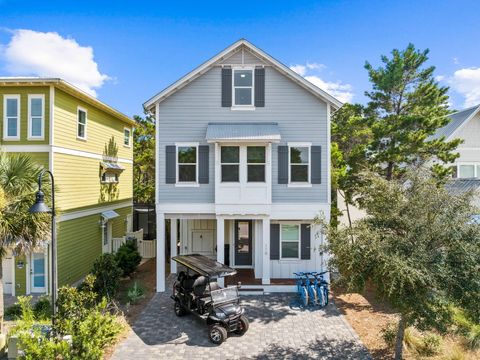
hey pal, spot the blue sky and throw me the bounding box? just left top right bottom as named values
left=1, top=0, right=479, bottom=117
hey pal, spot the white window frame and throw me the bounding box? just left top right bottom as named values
left=221, top=145, right=240, bottom=183
left=27, top=94, right=45, bottom=140
left=176, top=142, right=199, bottom=187
left=3, top=94, right=20, bottom=141
left=232, top=67, right=255, bottom=109
left=101, top=172, right=119, bottom=184
left=77, top=106, right=88, bottom=140
left=247, top=145, right=266, bottom=183
left=123, top=127, right=131, bottom=147
left=456, top=162, right=480, bottom=179
left=288, top=142, right=312, bottom=187
left=280, top=223, right=301, bottom=260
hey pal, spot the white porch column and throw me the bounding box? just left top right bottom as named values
left=170, top=218, right=177, bottom=274
left=216, top=216, right=225, bottom=287
left=262, top=217, right=271, bottom=285
left=156, top=211, right=166, bottom=292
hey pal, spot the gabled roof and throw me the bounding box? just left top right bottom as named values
left=143, top=39, right=343, bottom=111
left=433, top=104, right=480, bottom=140
left=0, top=77, right=136, bottom=126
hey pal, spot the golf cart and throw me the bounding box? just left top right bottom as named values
left=171, top=254, right=249, bottom=344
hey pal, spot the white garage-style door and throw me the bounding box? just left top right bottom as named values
left=2, top=255, right=13, bottom=295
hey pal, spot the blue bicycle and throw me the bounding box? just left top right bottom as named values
left=312, top=271, right=329, bottom=307
left=293, top=272, right=309, bottom=308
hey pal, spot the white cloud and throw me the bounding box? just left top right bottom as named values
left=290, top=63, right=353, bottom=103
left=1, top=29, right=108, bottom=96
left=450, top=67, right=480, bottom=108
left=290, top=64, right=307, bottom=76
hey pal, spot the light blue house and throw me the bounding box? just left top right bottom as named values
left=144, top=39, right=342, bottom=292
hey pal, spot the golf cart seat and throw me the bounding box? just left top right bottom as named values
left=193, top=276, right=209, bottom=297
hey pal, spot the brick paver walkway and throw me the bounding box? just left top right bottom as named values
left=112, top=285, right=371, bottom=360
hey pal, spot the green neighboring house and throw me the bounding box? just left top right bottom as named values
left=0, top=77, right=135, bottom=296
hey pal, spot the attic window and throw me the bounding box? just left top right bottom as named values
left=233, top=68, right=253, bottom=106
left=100, top=162, right=124, bottom=184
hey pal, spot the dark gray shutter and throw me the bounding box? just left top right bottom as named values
left=198, top=145, right=209, bottom=184
left=221, top=68, right=232, bottom=107
left=278, top=146, right=288, bottom=184
left=165, top=145, right=176, bottom=184
left=270, top=224, right=280, bottom=260
left=301, top=224, right=311, bottom=260
left=311, top=146, right=322, bottom=184
left=254, top=67, right=265, bottom=107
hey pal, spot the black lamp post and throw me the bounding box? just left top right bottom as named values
left=29, top=169, right=57, bottom=327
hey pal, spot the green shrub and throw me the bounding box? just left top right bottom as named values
left=453, top=308, right=480, bottom=349
left=56, top=274, right=98, bottom=335
left=115, top=240, right=142, bottom=277
left=127, top=281, right=145, bottom=304
left=70, top=299, right=123, bottom=359
left=12, top=276, right=123, bottom=360
left=91, top=253, right=122, bottom=299
left=464, top=324, right=480, bottom=350
left=420, top=333, right=442, bottom=356
left=5, top=302, right=22, bottom=320
left=16, top=330, right=70, bottom=360
left=33, top=295, right=51, bottom=320
left=381, top=322, right=397, bottom=347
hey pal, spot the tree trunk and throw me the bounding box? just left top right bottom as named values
left=0, top=254, right=4, bottom=334
left=386, top=161, right=394, bottom=180
left=395, top=315, right=406, bottom=360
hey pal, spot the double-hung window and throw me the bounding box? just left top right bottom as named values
left=289, top=145, right=310, bottom=183
left=456, top=163, right=480, bottom=179
left=3, top=95, right=20, bottom=140
left=124, top=128, right=131, bottom=147
left=77, top=107, right=87, bottom=140
left=233, top=69, right=254, bottom=106
left=177, top=145, right=197, bottom=183
left=221, top=146, right=239, bottom=182
left=280, top=224, right=300, bottom=259
left=247, top=146, right=265, bottom=182
left=28, top=95, right=44, bottom=139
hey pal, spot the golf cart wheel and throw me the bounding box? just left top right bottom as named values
left=209, top=324, right=227, bottom=344
left=174, top=300, right=186, bottom=317
left=234, top=315, right=249, bottom=335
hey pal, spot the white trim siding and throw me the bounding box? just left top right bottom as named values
left=3, top=94, right=20, bottom=141
left=27, top=94, right=45, bottom=140
left=57, top=200, right=133, bottom=222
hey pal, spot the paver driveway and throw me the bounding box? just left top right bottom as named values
left=112, top=286, right=371, bottom=360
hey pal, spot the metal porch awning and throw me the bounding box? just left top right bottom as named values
left=101, top=210, right=120, bottom=221
left=205, top=122, right=281, bottom=143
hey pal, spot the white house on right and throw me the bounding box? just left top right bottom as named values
left=434, top=104, right=480, bottom=205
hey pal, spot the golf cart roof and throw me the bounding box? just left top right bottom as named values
left=172, top=254, right=237, bottom=278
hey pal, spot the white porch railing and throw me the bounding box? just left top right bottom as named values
left=112, top=229, right=156, bottom=258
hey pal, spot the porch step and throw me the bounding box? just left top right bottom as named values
left=239, top=287, right=264, bottom=295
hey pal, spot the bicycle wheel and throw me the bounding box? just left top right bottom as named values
left=309, top=285, right=318, bottom=305
left=301, top=286, right=309, bottom=307
left=317, top=285, right=324, bottom=306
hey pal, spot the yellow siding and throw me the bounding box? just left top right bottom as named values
left=8, top=152, right=49, bottom=169
left=57, top=205, right=132, bottom=286
left=0, top=86, right=50, bottom=145
left=53, top=152, right=132, bottom=212
left=53, top=89, right=133, bottom=160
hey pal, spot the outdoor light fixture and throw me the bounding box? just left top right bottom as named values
left=29, top=169, right=57, bottom=328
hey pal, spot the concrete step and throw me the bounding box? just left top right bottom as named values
left=239, top=287, right=264, bottom=295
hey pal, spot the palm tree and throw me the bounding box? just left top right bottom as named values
left=0, top=152, right=51, bottom=332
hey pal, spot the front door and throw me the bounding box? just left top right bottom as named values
left=234, top=220, right=253, bottom=266
left=31, top=252, right=46, bottom=293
